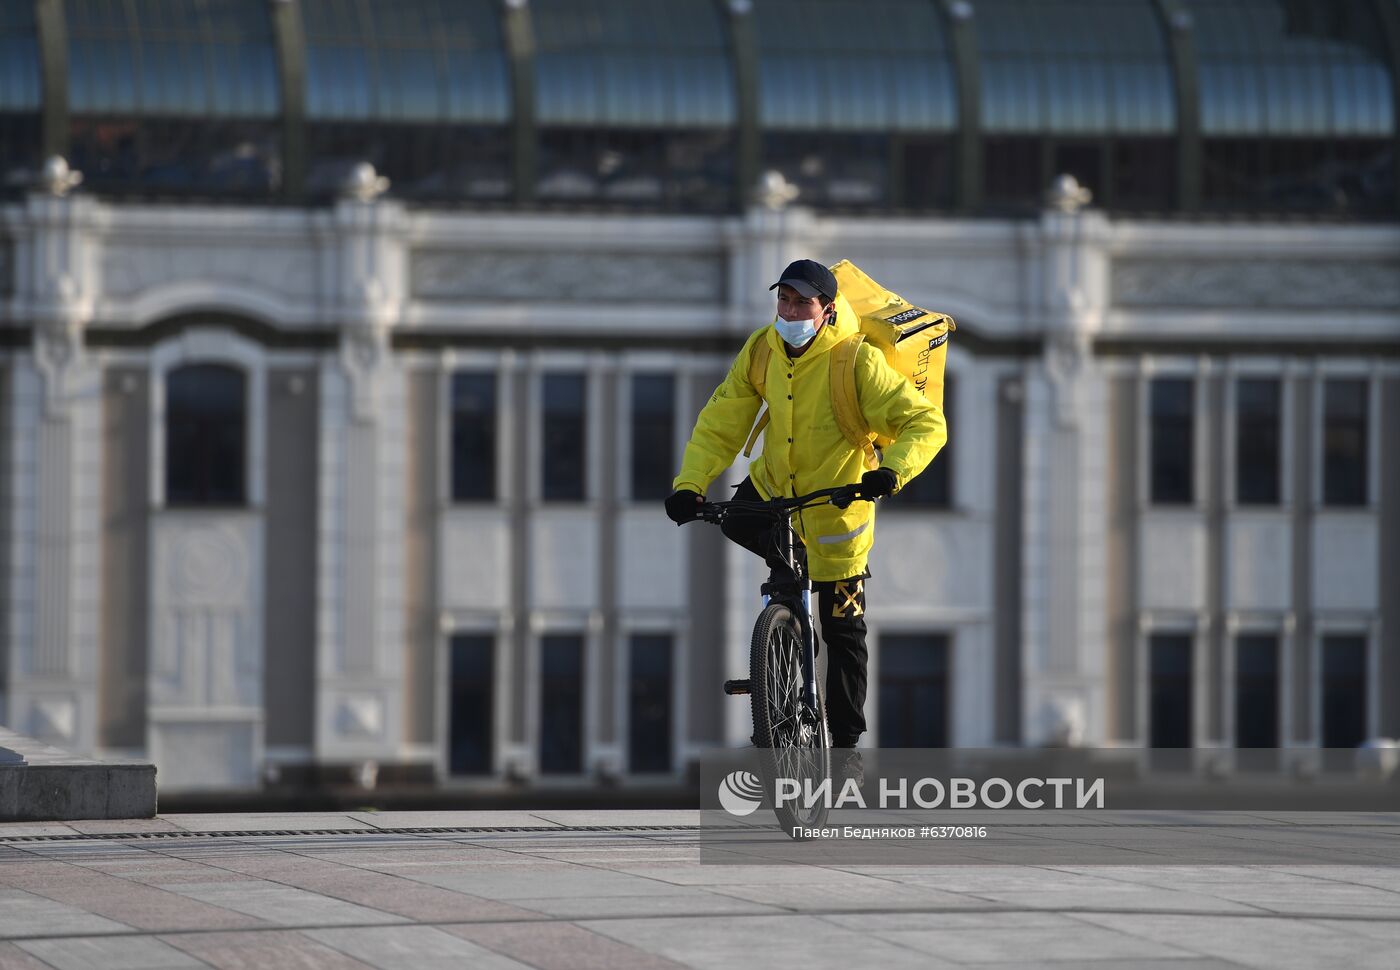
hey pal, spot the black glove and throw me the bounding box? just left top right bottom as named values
left=859, top=468, right=898, bottom=499
left=665, top=489, right=703, bottom=524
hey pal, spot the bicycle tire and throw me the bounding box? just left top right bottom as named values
left=749, top=602, right=831, bottom=837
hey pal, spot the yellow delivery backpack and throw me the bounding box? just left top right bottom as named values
left=743, top=259, right=955, bottom=470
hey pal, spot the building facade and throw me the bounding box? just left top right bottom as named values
left=0, top=0, right=1397, bottom=792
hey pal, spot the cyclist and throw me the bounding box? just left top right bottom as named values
left=665, top=259, right=947, bottom=782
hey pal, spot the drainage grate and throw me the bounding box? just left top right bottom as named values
left=0, top=823, right=765, bottom=844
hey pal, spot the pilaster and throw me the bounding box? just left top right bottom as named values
left=5, top=169, right=101, bottom=752
left=314, top=178, right=410, bottom=762
left=1022, top=176, right=1111, bottom=745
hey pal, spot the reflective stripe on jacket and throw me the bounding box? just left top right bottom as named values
left=673, top=295, right=947, bottom=581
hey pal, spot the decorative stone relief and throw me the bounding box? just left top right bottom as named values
left=150, top=517, right=260, bottom=709
left=33, top=319, right=85, bottom=418
left=1112, top=259, right=1400, bottom=309
left=339, top=325, right=390, bottom=423
left=100, top=244, right=316, bottom=302
left=1035, top=695, right=1087, bottom=747
left=28, top=697, right=77, bottom=745
left=335, top=695, right=386, bottom=740
left=411, top=250, right=726, bottom=303
left=1044, top=330, right=1092, bottom=429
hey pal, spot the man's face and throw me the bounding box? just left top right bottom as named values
left=775, top=284, right=827, bottom=323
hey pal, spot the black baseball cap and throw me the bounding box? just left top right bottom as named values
left=769, top=259, right=838, bottom=301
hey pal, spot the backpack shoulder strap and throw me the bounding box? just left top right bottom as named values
left=829, top=334, right=879, bottom=470
left=747, top=335, right=771, bottom=397
left=741, top=333, right=774, bottom=458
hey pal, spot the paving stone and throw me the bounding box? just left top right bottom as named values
left=0, top=861, right=264, bottom=932
left=189, top=854, right=548, bottom=924
left=0, top=941, right=58, bottom=969
left=857, top=922, right=1196, bottom=963
left=0, top=888, right=129, bottom=939
left=445, top=921, right=695, bottom=970
left=162, top=930, right=380, bottom=970
left=2, top=812, right=1399, bottom=969
left=163, top=882, right=409, bottom=927
left=305, top=926, right=536, bottom=970
left=504, top=891, right=786, bottom=919
left=1069, top=912, right=1398, bottom=970
left=162, top=815, right=373, bottom=833
left=346, top=812, right=563, bottom=830
left=580, top=914, right=963, bottom=970
left=401, top=867, right=698, bottom=901
left=15, top=936, right=205, bottom=970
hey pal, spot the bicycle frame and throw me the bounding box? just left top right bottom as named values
left=696, top=485, right=863, bottom=717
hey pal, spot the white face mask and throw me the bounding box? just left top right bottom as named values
left=774, top=314, right=821, bottom=348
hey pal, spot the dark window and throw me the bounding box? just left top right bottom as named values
left=539, top=634, right=584, bottom=774
left=888, top=377, right=952, bottom=508
left=532, top=0, right=735, bottom=211
left=1150, top=378, right=1193, bottom=505
left=756, top=1, right=956, bottom=212
left=542, top=373, right=587, bottom=502
left=451, top=372, right=497, bottom=502
left=1234, top=634, right=1279, bottom=748
left=65, top=0, right=282, bottom=197
left=301, top=0, right=511, bottom=201
left=449, top=634, right=494, bottom=775
left=165, top=364, right=246, bottom=506
left=0, top=1, right=42, bottom=186
left=1236, top=378, right=1281, bottom=505
left=628, top=634, right=673, bottom=774
left=1322, top=635, right=1367, bottom=749
left=1322, top=378, right=1368, bottom=506
left=1149, top=634, right=1192, bottom=748
left=878, top=634, right=949, bottom=747
left=630, top=374, right=674, bottom=502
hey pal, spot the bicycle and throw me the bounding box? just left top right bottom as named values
left=690, top=484, right=873, bottom=839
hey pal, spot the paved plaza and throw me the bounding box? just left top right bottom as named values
left=0, top=811, right=1397, bottom=969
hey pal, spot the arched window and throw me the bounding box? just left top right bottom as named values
left=165, top=363, right=247, bottom=506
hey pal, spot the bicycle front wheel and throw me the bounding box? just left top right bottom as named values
left=749, top=602, right=830, bottom=837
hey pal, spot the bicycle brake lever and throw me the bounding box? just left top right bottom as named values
left=830, top=486, right=860, bottom=509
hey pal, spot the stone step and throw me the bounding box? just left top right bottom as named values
left=0, top=728, right=156, bottom=821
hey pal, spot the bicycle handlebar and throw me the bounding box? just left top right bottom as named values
left=693, top=484, right=872, bottom=525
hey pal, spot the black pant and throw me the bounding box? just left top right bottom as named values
left=720, top=478, right=868, bottom=747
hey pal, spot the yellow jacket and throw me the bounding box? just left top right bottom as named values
left=673, top=295, right=947, bottom=581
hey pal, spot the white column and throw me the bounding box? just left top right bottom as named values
left=5, top=176, right=102, bottom=753
left=723, top=177, right=821, bottom=336
left=313, top=177, right=410, bottom=763
left=1022, top=177, right=1112, bottom=746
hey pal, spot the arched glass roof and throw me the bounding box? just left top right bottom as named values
left=2, top=0, right=1395, bottom=213
left=65, top=0, right=279, bottom=117
left=754, top=0, right=956, bottom=132
left=301, top=0, right=508, bottom=124
left=975, top=0, right=1175, bottom=135
left=1184, top=0, right=1394, bottom=137
left=0, top=2, right=41, bottom=113
left=531, top=0, right=733, bottom=127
